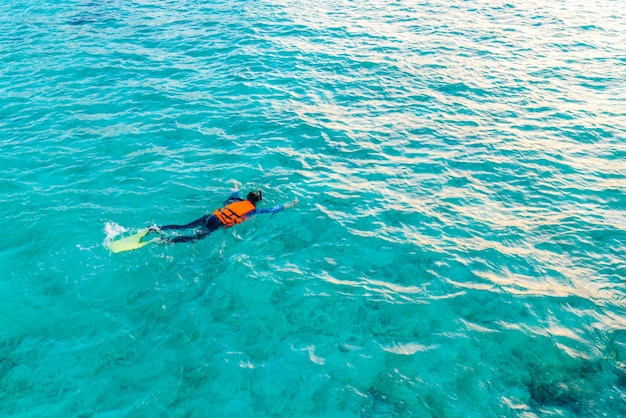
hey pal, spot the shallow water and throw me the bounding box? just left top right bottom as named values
left=1, top=0, right=625, bottom=416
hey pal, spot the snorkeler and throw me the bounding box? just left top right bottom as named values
left=148, top=181, right=299, bottom=244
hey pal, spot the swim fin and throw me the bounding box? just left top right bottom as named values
left=107, top=228, right=159, bottom=253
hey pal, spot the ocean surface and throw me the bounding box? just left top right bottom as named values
left=1, top=0, right=625, bottom=416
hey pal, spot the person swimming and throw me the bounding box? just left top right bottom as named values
left=149, top=181, right=298, bottom=244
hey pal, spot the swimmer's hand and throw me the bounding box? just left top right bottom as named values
left=229, top=179, right=240, bottom=192
left=285, top=198, right=299, bottom=209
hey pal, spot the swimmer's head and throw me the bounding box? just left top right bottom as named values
left=247, top=191, right=262, bottom=203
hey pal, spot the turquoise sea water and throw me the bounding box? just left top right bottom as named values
left=1, top=0, right=625, bottom=416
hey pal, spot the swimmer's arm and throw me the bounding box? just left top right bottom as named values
left=252, top=206, right=284, bottom=215
left=224, top=180, right=241, bottom=204
left=251, top=199, right=299, bottom=215
left=230, top=180, right=241, bottom=199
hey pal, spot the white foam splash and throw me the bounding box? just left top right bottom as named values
left=103, top=222, right=128, bottom=246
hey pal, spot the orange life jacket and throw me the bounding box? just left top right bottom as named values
left=212, top=200, right=256, bottom=227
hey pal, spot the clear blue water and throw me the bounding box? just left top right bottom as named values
left=1, top=0, right=625, bottom=416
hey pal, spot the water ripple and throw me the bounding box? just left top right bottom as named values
left=1, top=0, right=625, bottom=416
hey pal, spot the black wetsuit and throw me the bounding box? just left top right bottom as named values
left=158, top=214, right=223, bottom=243
left=157, top=192, right=244, bottom=243
left=155, top=191, right=286, bottom=244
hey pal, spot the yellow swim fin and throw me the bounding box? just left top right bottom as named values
left=107, top=229, right=159, bottom=253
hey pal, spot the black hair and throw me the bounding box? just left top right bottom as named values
left=246, top=191, right=262, bottom=203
